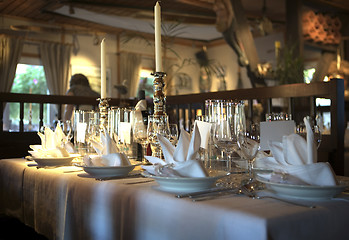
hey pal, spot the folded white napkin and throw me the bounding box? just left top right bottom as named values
left=255, top=117, right=337, bottom=186
left=83, top=153, right=130, bottom=167
left=135, top=99, right=147, bottom=111
left=29, top=124, right=70, bottom=158
left=90, top=129, right=119, bottom=155
left=142, top=122, right=208, bottom=178
left=133, top=100, right=147, bottom=137
left=194, top=120, right=212, bottom=149
left=87, top=129, right=131, bottom=167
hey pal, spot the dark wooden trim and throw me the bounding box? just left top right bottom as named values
left=166, top=79, right=344, bottom=175
left=0, top=79, right=345, bottom=174
left=167, top=80, right=339, bottom=104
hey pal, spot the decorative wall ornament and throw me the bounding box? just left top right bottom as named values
left=302, top=10, right=342, bottom=45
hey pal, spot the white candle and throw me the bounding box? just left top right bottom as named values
left=101, top=38, right=107, bottom=99
left=154, top=1, right=163, bottom=72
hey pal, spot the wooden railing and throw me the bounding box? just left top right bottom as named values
left=0, top=93, right=136, bottom=132
left=0, top=78, right=345, bottom=175
left=166, top=79, right=345, bottom=175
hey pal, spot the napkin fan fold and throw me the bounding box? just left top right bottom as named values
left=29, top=124, right=71, bottom=158
left=85, top=129, right=130, bottom=167
left=142, top=123, right=208, bottom=178
left=256, top=117, right=337, bottom=186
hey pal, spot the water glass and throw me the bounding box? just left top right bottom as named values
left=109, top=107, right=137, bottom=159
left=74, top=110, right=99, bottom=156
left=147, top=115, right=170, bottom=159
left=169, top=124, right=179, bottom=145
left=133, top=111, right=149, bottom=163
left=237, top=122, right=260, bottom=183
left=58, top=120, right=73, bottom=143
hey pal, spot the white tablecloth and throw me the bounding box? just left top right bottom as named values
left=1, top=158, right=349, bottom=240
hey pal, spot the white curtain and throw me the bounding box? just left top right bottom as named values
left=0, top=35, right=24, bottom=92
left=40, top=42, right=72, bottom=95
left=119, top=52, right=142, bottom=98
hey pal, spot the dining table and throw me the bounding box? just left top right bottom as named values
left=0, top=158, right=349, bottom=240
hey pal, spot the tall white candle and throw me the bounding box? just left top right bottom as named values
left=101, top=38, right=107, bottom=99
left=154, top=1, right=163, bottom=72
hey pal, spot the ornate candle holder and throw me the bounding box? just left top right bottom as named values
left=149, top=72, right=168, bottom=159
left=98, top=98, right=110, bottom=131
left=152, top=71, right=167, bottom=116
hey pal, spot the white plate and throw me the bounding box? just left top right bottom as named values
left=256, top=176, right=348, bottom=200
left=31, top=155, right=78, bottom=166
left=142, top=170, right=229, bottom=193
left=79, top=164, right=139, bottom=177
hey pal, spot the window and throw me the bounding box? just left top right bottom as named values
left=138, top=69, right=154, bottom=98
left=304, top=68, right=316, bottom=84
left=5, top=64, right=48, bottom=131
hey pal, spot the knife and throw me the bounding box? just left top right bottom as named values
left=176, top=187, right=236, bottom=198
left=95, top=173, right=142, bottom=181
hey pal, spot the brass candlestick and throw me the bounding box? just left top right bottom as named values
left=152, top=72, right=167, bottom=116
left=98, top=98, right=110, bottom=131
left=149, top=72, right=168, bottom=159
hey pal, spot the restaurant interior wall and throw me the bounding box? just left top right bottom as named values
left=4, top=15, right=326, bottom=102
left=2, top=16, right=261, bottom=99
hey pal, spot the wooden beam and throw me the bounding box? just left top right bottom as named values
left=285, top=0, right=304, bottom=83
left=285, top=0, right=303, bottom=57
left=230, top=0, right=260, bottom=73
left=175, top=0, right=213, bottom=10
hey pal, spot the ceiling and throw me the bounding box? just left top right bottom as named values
left=1, top=0, right=349, bottom=42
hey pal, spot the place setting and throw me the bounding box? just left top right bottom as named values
left=152, top=105, right=349, bottom=205
left=141, top=121, right=229, bottom=194
left=250, top=116, right=349, bottom=204
left=71, top=97, right=156, bottom=181
left=26, top=122, right=80, bottom=168
left=74, top=127, right=142, bottom=180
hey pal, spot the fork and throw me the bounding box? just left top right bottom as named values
left=240, top=185, right=316, bottom=208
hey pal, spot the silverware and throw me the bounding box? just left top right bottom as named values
left=240, top=184, right=316, bottom=208
left=191, top=189, right=241, bottom=202
left=95, top=173, right=142, bottom=181
left=176, top=187, right=236, bottom=198
left=123, top=179, right=154, bottom=185
left=63, top=169, right=83, bottom=173
left=36, top=165, right=62, bottom=169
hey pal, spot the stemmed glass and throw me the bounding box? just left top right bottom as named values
left=169, top=124, right=179, bottom=146
left=147, top=115, right=170, bottom=159
left=237, top=123, right=260, bottom=184
left=59, top=120, right=73, bottom=144
left=133, top=114, right=149, bottom=164
left=212, top=118, right=236, bottom=173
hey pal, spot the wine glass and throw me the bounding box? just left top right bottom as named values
left=133, top=115, right=149, bottom=164
left=169, top=124, right=179, bottom=145
left=59, top=120, right=73, bottom=143
left=212, top=118, right=236, bottom=172
left=237, top=123, right=260, bottom=184
left=147, top=115, right=170, bottom=159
